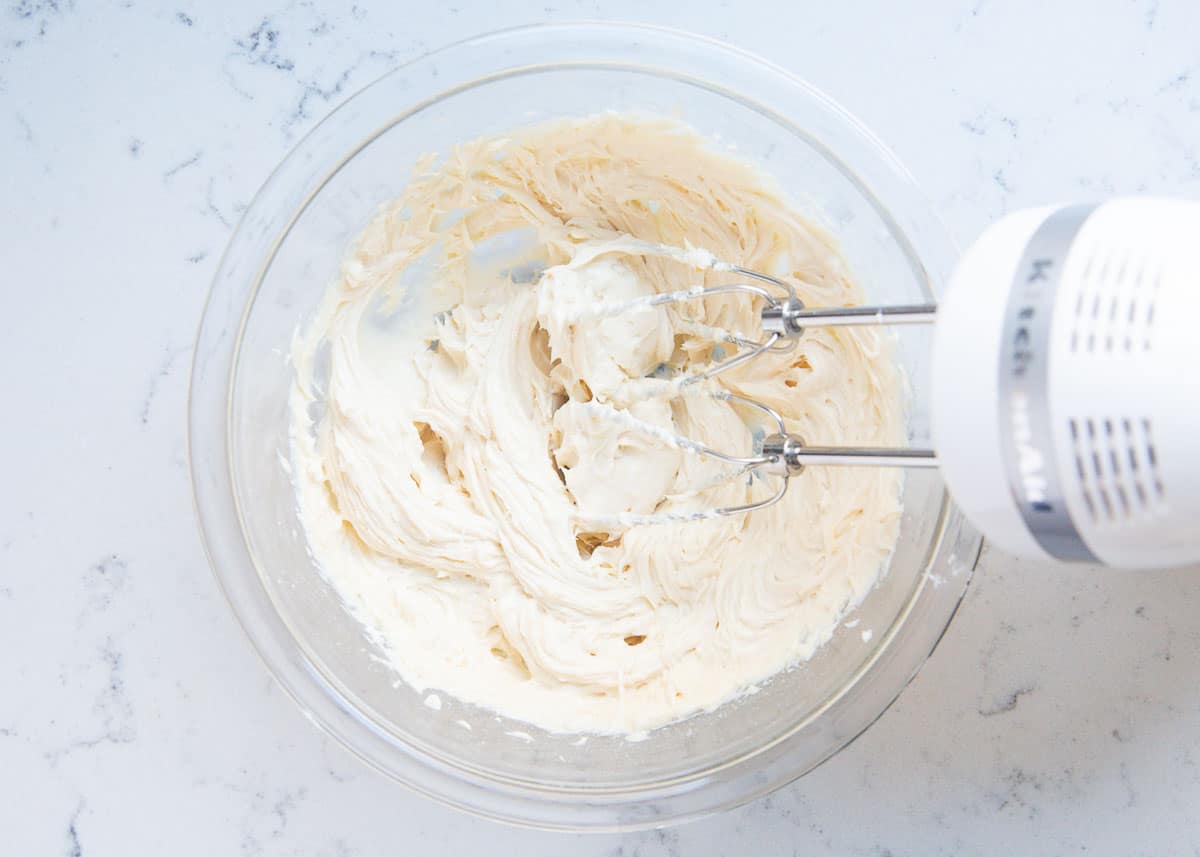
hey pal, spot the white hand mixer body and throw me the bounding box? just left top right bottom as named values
left=587, top=198, right=1200, bottom=569
left=933, top=198, right=1199, bottom=568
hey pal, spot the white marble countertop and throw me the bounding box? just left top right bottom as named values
left=4, top=0, right=1200, bottom=854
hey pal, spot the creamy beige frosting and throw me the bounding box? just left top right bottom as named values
left=290, top=115, right=905, bottom=734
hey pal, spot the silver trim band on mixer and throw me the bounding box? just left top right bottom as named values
left=998, top=204, right=1099, bottom=562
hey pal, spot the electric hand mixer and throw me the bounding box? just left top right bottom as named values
left=590, top=198, right=1200, bottom=569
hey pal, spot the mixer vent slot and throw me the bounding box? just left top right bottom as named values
left=1068, top=416, right=1165, bottom=522
left=1069, top=250, right=1161, bottom=354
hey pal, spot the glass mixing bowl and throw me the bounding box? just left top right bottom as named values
left=189, top=22, right=981, bottom=831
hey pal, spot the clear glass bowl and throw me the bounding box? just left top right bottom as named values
left=189, top=22, right=981, bottom=831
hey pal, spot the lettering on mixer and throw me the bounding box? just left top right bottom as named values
left=1010, top=256, right=1055, bottom=379
left=1027, top=257, right=1052, bottom=283
left=1009, top=391, right=1054, bottom=514
left=1011, top=307, right=1035, bottom=378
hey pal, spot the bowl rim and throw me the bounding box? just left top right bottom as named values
left=189, top=20, right=982, bottom=831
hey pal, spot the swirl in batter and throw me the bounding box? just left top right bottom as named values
left=290, top=115, right=904, bottom=733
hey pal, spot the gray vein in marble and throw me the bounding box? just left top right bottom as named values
left=164, top=150, right=203, bottom=181
left=47, top=637, right=137, bottom=763
left=88, top=638, right=135, bottom=744
left=1145, top=0, right=1160, bottom=26
left=205, top=176, right=237, bottom=229
left=11, top=1, right=64, bottom=26
left=271, top=787, right=306, bottom=832
left=286, top=63, right=356, bottom=134
left=1119, top=762, right=1137, bottom=808
left=1155, top=623, right=1175, bottom=662
left=218, top=8, right=412, bottom=140
left=239, top=785, right=310, bottom=857
left=236, top=16, right=296, bottom=73
left=14, top=110, right=32, bottom=142
left=989, top=768, right=1047, bottom=819
left=951, top=0, right=988, bottom=34
left=3, top=0, right=73, bottom=65
left=83, top=554, right=129, bottom=616
left=140, top=344, right=189, bottom=428
left=978, top=682, right=1036, bottom=717
left=65, top=798, right=84, bottom=857
left=1159, top=66, right=1194, bottom=94
left=961, top=113, right=1018, bottom=139
left=283, top=46, right=402, bottom=136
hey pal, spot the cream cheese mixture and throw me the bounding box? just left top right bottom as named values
left=290, top=114, right=905, bottom=734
